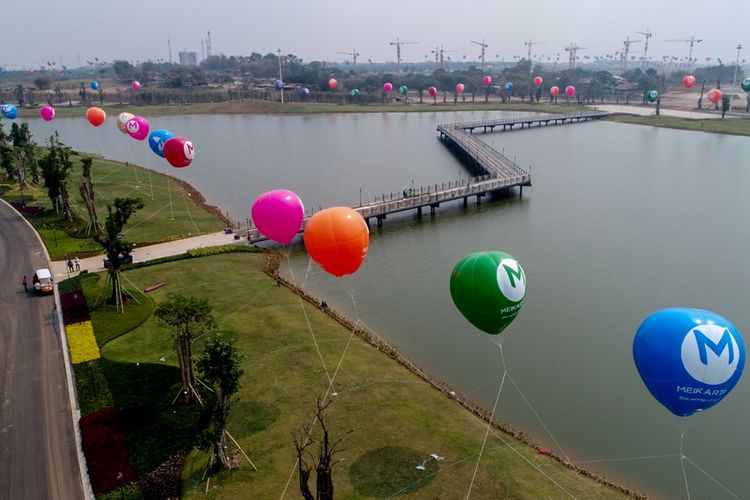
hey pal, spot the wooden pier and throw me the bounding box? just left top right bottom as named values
left=245, top=111, right=606, bottom=243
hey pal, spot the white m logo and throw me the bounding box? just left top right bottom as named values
left=681, top=325, right=740, bottom=385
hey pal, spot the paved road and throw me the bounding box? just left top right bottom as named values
left=0, top=201, right=84, bottom=499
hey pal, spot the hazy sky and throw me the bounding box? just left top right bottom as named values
left=4, top=0, right=747, bottom=68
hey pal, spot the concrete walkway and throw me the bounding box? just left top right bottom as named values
left=49, top=230, right=250, bottom=281
left=593, top=104, right=725, bottom=119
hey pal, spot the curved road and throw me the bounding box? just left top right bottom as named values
left=0, top=201, right=84, bottom=499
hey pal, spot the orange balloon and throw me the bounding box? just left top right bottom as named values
left=304, top=207, right=369, bottom=277
left=85, top=107, right=106, bottom=127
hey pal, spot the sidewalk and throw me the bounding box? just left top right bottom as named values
left=594, top=104, right=725, bottom=119
left=49, top=230, right=249, bottom=281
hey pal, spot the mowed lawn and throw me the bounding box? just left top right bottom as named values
left=103, top=253, right=631, bottom=499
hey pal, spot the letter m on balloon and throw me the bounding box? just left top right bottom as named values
left=502, top=263, right=524, bottom=289
left=693, top=328, right=734, bottom=365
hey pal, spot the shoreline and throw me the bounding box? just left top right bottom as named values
left=263, top=252, right=646, bottom=499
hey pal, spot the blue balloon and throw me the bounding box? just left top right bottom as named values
left=300, top=87, right=310, bottom=97
left=633, top=308, right=745, bottom=417
left=147, top=129, right=175, bottom=158
left=1, top=104, right=18, bottom=119
left=90, top=80, right=100, bottom=90
left=275, top=80, right=285, bottom=91
left=504, top=82, right=514, bottom=92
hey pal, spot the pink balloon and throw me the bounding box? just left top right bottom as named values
left=383, top=82, right=393, bottom=93
left=533, top=76, right=543, bottom=86
left=39, top=105, right=55, bottom=121
left=428, top=86, right=437, bottom=97
left=125, top=116, right=150, bottom=141
left=565, top=85, right=576, bottom=97
left=482, top=75, right=492, bottom=86
left=328, top=78, right=338, bottom=90
left=550, top=86, right=560, bottom=97
left=456, top=83, right=465, bottom=94
left=131, top=80, right=141, bottom=90
left=251, top=190, right=305, bottom=244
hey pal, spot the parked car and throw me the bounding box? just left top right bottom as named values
left=102, top=253, right=134, bottom=268
left=32, top=268, right=54, bottom=294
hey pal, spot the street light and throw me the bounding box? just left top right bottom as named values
left=277, top=48, right=284, bottom=104
left=733, top=44, right=743, bottom=88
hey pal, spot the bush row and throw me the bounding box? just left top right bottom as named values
left=122, top=244, right=263, bottom=271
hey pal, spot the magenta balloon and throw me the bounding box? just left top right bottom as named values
left=251, top=190, right=305, bottom=244
left=482, top=75, right=492, bottom=86
left=565, top=85, right=576, bottom=97
left=383, top=82, right=393, bottom=93
left=131, top=80, right=141, bottom=90
left=125, top=116, right=150, bottom=141
left=39, top=105, right=55, bottom=121
left=428, top=86, right=437, bottom=97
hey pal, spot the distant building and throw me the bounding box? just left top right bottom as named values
left=179, top=51, right=198, bottom=67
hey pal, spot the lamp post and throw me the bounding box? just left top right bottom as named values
left=733, top=44, right=743, bottom=88
left=277, top=48, right=284, bottom=103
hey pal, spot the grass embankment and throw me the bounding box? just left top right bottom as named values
left=89, top=252, right=633, bottom=498
left=0, top=155, right=224, bottom=260
left=17, top=100, right=587, bottom=118
left=605, top=113, right=750, bottom=136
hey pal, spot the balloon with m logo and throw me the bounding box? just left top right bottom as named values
left=450, top=251, right=526, bottom=335
left=633, top=308, right=745, bottom=417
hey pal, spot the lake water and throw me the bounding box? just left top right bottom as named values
left=28, top=111, right=750, bottom=498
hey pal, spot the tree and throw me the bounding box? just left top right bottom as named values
left=38, top=133, right=74, bottom=220
left=14, top=84, right=24, bottom=107
left=79, top=157, right=101, bottom=234
left=197, top=334, right=244, bottom=471
left=294, top=398, right=352, bottom=500
left=33, top=74, right=53, bottom=90
left=94, top=197, right=144, bottom=308
left=154, top=294, right=216, bottom=405
left=113, top=60, right=136, bottom=82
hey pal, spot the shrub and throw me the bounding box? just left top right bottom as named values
left=60, top=290, right=90, bottom=326
left=73, top=359, right=113, bottom=415
left=80, top=407, right=137, bottom=495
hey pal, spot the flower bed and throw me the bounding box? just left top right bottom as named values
left=60, top=290, right=91, bottom=326
left=66, top=321, right=101, bottom=364
left=79, top=407, right=137, bottom=495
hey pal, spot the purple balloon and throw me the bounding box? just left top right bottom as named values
left=275, top=80, right=285, bottom=90
left=125, top=116, right=150, bottom=141
left=251, top=190, right=305, bottom=244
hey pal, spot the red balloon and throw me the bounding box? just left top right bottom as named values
left=328, top=78, right=338, bottom=90
left=533, top=76, right=543, bottom=86
left=428, top=86, right=437, bottom=97
left=682, top=75, right=696, bottom=89
left=163, top=137, right=194, bottom=168
left=304, top=207, right=369, bottom=277
left=456, top=83, right=465, bottom=94
left=550, top=86, right=560, bottom=97
left=707, top=88, right=721, bottom=104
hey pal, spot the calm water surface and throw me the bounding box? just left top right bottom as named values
left=29, top=112, right=750, bottom=498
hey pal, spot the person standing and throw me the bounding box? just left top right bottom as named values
left=67, top=259, right=74, bottom=273
left=22, top=275, right=27, bottom=292
left=74, top=256, right=81, bottom=272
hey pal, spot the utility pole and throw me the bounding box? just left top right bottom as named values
left=336, top=49, right=360, bottom=67
left=277, top=48, right=284, bottom=103
left=389, top=38, right=418, bottom=76
left=621, top=36, right=641, bottom=72
left=665, top=35, right=703, bottom=66
left=471, top=39, right=488, bottom=67
left=636, top=29, right=652, bottom=68
left=734, top=43, right=743, bottom=88
left=564, top=43, right=585, bottom=69
left=523, top=39, right=546, bottom=65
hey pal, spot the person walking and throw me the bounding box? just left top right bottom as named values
left=67, top=259, right=74, bottom=273
left=22, top=275, right=27, bottom=292
left=74, top=256, right=81, bottom=272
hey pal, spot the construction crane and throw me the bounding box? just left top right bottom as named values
left=471, top=39, right=489, bottom=66
left=665, top=35, right=703, bottom=64
left=621, top=36, right=641, bottom=71
left=430, top=45, right=456, bottom=68
left=389, top=37, right=418, bottom=75
left=564, top=43, right=585, bottom=69
left=523, top=39, right=546, bottom=63
left=336, top=49, right=360, bottom=67
left=636, top=29, right=652, bottom=68
left=206, top=30, right=212, bottom=58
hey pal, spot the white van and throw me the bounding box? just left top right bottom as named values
left=33, top=268, right=54, bottom=294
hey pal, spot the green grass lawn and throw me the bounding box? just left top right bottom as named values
left=97, top=253, right=632, bottom=499
left=1, top=154, right=224, bottom=260
left=605, top=113, right=750, bottom=136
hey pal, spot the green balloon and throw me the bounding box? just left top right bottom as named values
left=450, top=251, right=526, bottom=335
left=351, top=89, right=361, bottom=97
left=741, top=78, right=750, bottom=93
left=399, top=85, right=408, bottom=95
left=646, top=90, right=659, bottom=103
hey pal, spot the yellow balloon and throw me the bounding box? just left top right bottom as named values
left=117, top=112, right=134, bottom=135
